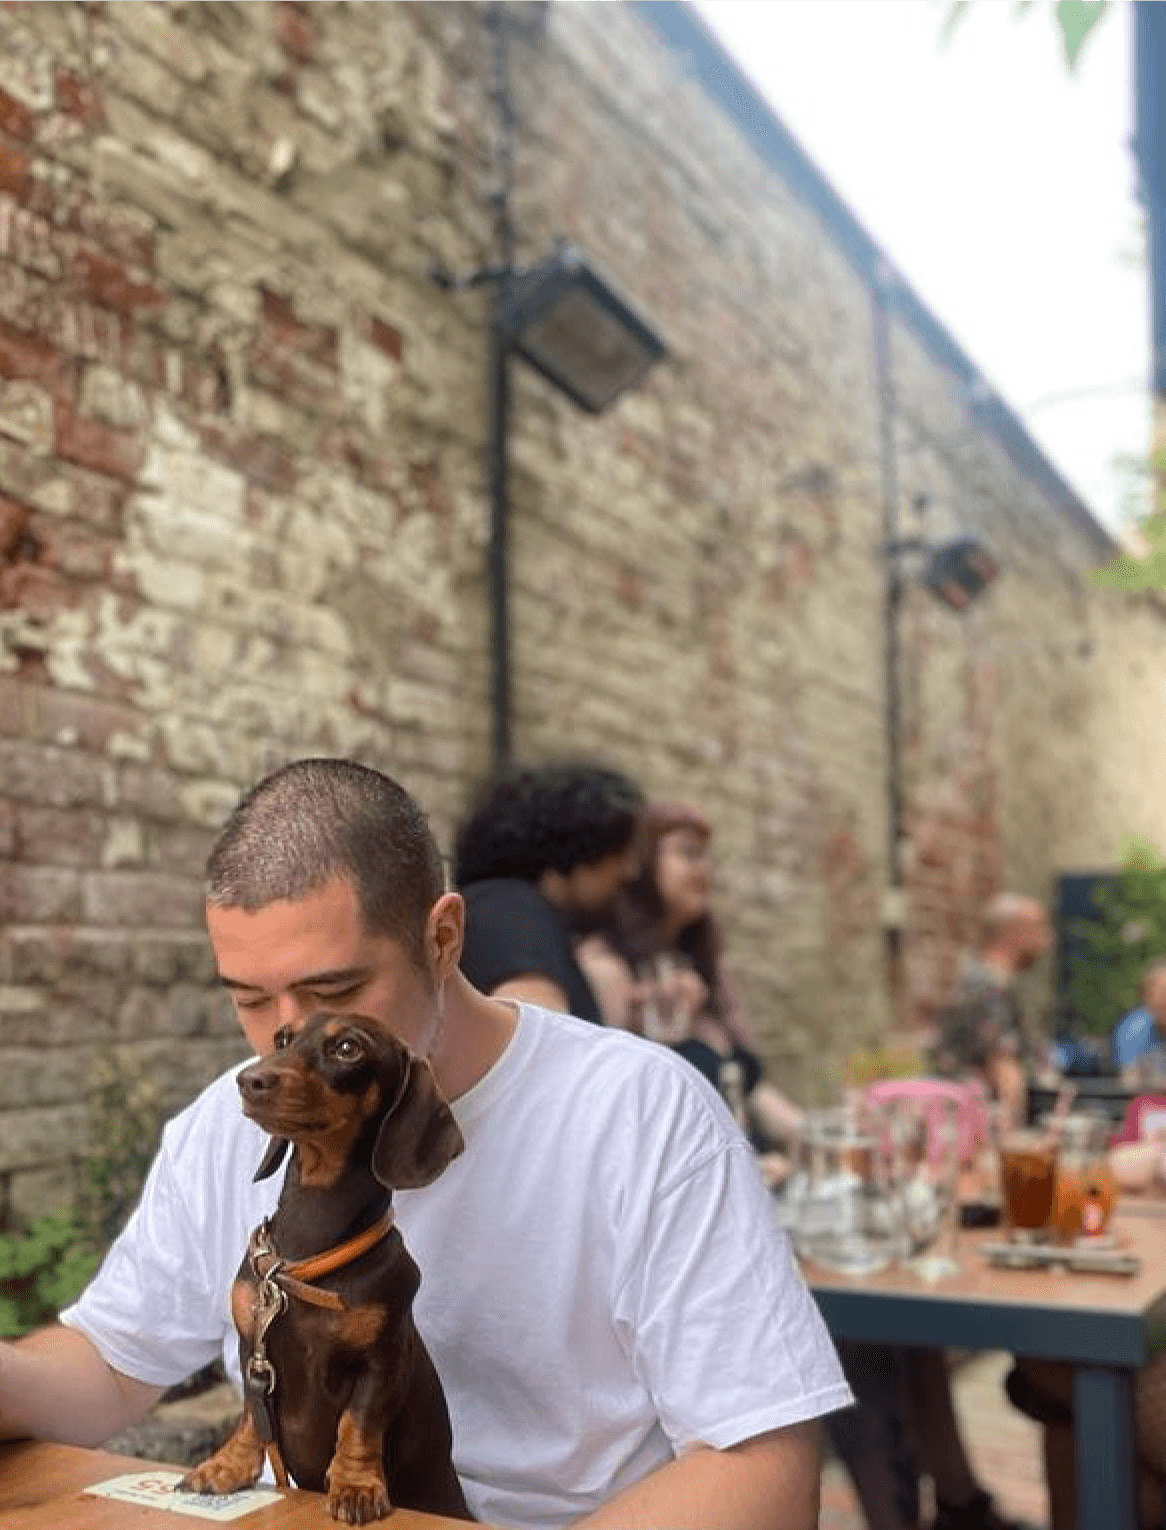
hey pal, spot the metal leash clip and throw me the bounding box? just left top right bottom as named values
left=246, top=1259, right=288, bottom=1445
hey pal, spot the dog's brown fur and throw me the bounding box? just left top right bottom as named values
left=180, top=1014, right=471, bottom=1524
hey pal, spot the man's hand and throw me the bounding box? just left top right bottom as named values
left=0, top=1325, right=163, bottom=1446
left=574, top=1420, right=822, bottom=1530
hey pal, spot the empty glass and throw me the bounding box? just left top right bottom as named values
left=787, top=1105, right=900, bottom=1276
left=895, top=1095, right=962, bottom=1281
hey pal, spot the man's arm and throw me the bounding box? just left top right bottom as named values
left=0, top=1324, right=164, bottom=1446
left=575, top=1421, right=822, bottom=1530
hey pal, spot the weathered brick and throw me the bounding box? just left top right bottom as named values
left=53, top=68, right=104, bottom=130
left=0, top=135, right=30, bottom=198
left=0, top=863, right=80, bottom=921
left=0, top=88, right=33, bottom=141
left=69, top=245, right=165, bottom=317
left=0, top=1103, right=89, bottom=1173
left=273, top=3, right=318, bottom=63
left=0, top=317, right=69, bottom=394
left=55, top=402, right=143, bottom=482
left=80, top=868, right=203, bottom=927
left=7, top=1164, right=74, bottom=1224
left=27, top=687, right=144, bottom=752
left=0, top=1045, right=97, bottom=1108
left=14, top=802, right=106, bottom=866
left=0, top=738, right=109, bottom=807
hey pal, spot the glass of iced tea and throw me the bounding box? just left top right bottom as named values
left=999, top=1129, right=1058, bottom=1237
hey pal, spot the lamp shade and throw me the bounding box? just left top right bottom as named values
left=495, top=244, right=666, bottom=414
left=921, top=536, right=1000, bottom=611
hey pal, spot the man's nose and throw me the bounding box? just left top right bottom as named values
left=271, top=992, right=317, bottom=1031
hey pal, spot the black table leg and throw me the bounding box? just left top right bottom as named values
left=1073, top=1364, right=1136, bottom=1530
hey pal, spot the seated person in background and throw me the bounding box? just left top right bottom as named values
left=453, top=760, right=643, bottom=1022
left=1112, top=958, right=1166, bottom=1084
left=575, top=798, right=803, bottom=1181
left=580, top=800, right=1027, bottom=1530
left=931, top=893, right=1052, bottom=1128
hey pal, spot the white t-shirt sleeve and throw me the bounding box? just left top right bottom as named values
left=60, top=1095, right=243, bottom=1389
left=610, top=1079, right=851, bottom=1452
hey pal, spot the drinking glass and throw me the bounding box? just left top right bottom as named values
left=787, top=1105, right=900, bottom=1276
left=636, top=954, right=696, bottom=1044
left=999, top=1128, right=1058, bottom=1239
left=876, top=1094, right=962, bottom=1278
left=1050, top=1113, right=1116, bottom=1242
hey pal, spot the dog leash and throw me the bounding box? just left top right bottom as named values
left=243, top=1211, right=396, bottom=1487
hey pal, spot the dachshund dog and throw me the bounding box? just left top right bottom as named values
left=180, top=1014, right=472, bottom=1524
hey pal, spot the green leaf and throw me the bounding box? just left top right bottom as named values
left=1056, top=1, right=1110, bottom=70
left=0, top=1295, right=26, bottom=1339
left=1091, top=512, right=1166, bottom=592
left=1122, top=837, right=1166, bottom=874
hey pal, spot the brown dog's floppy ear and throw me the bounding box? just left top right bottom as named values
left=254, top=1136, right=290, bottom=1182
left=372, top=1057, right=464, bottom=1190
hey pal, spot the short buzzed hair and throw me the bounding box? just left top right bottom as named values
left=980, top=892, right=1044, bottom=943
left=205, top=759, right=445, bottom=963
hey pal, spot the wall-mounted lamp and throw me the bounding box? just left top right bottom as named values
left=435, top=0, right=667, bottom=774
left=919, top=535, right=1000, bottom=611
left=495, top=244, right=667, bottom=415
left=885, top=532, right=1000, bottom=612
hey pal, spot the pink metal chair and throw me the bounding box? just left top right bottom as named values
left=1109, top=1093, right=1166, bottom=1146
left=864, top=1077, right=990, bottom=1166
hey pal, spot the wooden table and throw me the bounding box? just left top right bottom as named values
left=0, top=1441, right=480, bottom=1529
left=805, top=1211, right=1166, bottom=1530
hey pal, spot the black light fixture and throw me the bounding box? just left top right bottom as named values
left=477, top=249, right=664, bottom=766
left=919, top=535, right=1000, bottom=612
left=434, top=10, right=667, bottom=769
left=495, top=244, right=668, bottom=415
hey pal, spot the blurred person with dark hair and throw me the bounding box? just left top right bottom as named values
left=454, top=761, right=643, bottom=1022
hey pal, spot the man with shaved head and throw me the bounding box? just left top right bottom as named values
left=931, top=891, right=1052, bottom=1126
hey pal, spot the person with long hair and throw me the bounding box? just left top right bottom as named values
left=577, top=799, right=802, bottom=1178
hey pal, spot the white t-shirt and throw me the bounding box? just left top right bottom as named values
left=62, top=1006, right=850, bottom=1529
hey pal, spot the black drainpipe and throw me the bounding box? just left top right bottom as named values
left=487, top=3, right=515, bottom=770
left=872, top=273, right=905, bottom=1004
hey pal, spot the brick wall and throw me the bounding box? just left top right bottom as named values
left=1, top=0, right=1164, bottom=1216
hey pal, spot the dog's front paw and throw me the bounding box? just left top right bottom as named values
left=326, top=1474, right=391, bottom=1524
left=178, top=1431, right=263, bottom=1497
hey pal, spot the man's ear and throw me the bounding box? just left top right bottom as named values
left=372, top=1057, right=464, bottom=1190
left=253, top=1136, right=290, bottom=1182
left=426, top=891, right=464, bottom=986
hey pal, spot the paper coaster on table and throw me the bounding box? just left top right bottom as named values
left=86, top=1471, right=284, bottom=1521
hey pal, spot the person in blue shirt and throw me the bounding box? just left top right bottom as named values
left=1112, top=958, right=1166, bottom=1082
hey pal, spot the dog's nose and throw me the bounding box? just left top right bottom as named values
left=239, top=1065, right=280, bottom=1101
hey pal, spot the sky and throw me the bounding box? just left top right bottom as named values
left=691, top=0, right=1149, bottom=534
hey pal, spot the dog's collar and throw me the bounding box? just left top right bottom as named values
left=248, top=1211, right=395, bottom=1312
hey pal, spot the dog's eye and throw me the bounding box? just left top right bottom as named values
left=330, top=1036, right=364, bottom=1062
left=273, top=1026, right=294, bottom=1050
